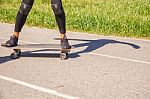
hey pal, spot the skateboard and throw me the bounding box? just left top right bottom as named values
left=1, top=44, right=72, bottom=60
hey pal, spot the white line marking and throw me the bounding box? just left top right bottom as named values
left=89, top=52, right=150, bottom=65
left=1, top=36, right=150, bottom=65
left=0, top=37, right=38, bottom=44
left=70, top=31, right=150, bottom=42
left=0, top=75, right=80, bottom=99
left=99, top=35, right=150, bottom=42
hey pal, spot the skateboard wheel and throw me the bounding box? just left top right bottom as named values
left=10, top=52, right=20, bottom=59
left=60, top=53, right=68, bottom=60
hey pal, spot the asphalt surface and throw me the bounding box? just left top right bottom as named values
left=0, top=23, right=150, bottom=99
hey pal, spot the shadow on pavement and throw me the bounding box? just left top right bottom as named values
left=20, top=51, right=60, bottom=58
left=0, top=52, right=60, bottom=64
left=0, top=39, right=140, bottom=64
left=0, top=56, right=12, bottom=64
left=68, top=38, right=140, bottom=58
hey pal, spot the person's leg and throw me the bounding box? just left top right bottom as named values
left=2, top=0, right=34, bottom=47
left=14, top=0, right=34, bottom=37
left=51, top=0, right=70, bottom=49
left=51, top=0, right=66, bottom=34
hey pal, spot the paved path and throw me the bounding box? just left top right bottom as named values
left=0, top=23, right=150, bottom=99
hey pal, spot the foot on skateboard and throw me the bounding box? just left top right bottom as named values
left=1, top=35, right=18, bottom=47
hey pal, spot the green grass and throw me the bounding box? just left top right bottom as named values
left=0, top=0, right=150, bottom=39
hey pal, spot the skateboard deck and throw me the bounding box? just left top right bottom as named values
left=13, top=44, right=71, bottom=51
left=1, top=44, right=72, bottom=60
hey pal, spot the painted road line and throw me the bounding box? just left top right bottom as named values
left=0, top=75, right=80, bottom=99
left=89, top=52, right=150, bottom=65
left=0, top=37, right=39, bottom=44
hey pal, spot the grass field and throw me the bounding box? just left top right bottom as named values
left=0, top=0, right=150, bottom=39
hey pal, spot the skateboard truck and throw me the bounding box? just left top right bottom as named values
left=10, top=49, right=21, bottom=59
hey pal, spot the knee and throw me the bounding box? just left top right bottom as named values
left=51, top=2, right=64, bottom=15
left=19, top=3, right=32, bottom=15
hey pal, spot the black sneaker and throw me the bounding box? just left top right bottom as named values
left=60, top=36, right=71, bottom=49
left=1, top=35, right=18, bottom=47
